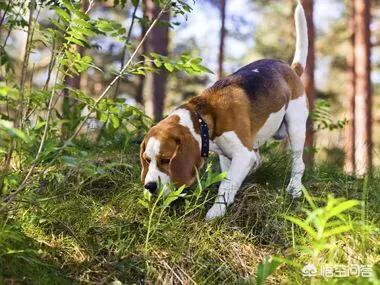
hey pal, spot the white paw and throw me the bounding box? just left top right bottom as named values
left=286, top=182, right=303, bottom=198
left=205, top=203, right=227, bottom=220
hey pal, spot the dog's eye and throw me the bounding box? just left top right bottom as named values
left=145, top=158, right=151, bottom=164
left=161, top=158, right=170, bottom=164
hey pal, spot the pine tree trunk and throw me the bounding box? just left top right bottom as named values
left=344, top=1, right=356, bottom=174
left=144, top=0, right=170, bottom=121
left=218, top=0, right=226, bottom=79
left=135, top=72, right=145, bottom=105
left=354, top=0, right=372, bottom=176
left=301, top=0, right=315, bottom=167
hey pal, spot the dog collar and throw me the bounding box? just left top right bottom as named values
left=195, top=111, right=209, bottom=158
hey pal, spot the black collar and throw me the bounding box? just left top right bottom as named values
left=195, top=111, right=209, bottom=158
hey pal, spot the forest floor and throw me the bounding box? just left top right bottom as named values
left=1, top=141, right=379, bottom=284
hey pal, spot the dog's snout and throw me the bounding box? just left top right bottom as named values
left=144, top=182, right=157, bottom=193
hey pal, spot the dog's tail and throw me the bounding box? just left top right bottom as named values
left=292, top=1, right=308, bottom=76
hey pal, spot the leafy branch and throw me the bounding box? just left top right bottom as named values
left=0, top=0, right=174, bottom=212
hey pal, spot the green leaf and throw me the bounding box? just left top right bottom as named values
left=138, top=199, right=150, bottom=209
left=284, top=215, right=317, bottom=239
left=0, top=120, right=30, bottom=143
left=54, top=7, right=71, bottom=22
left=256, top=256, right=281, bottom=285
left=197, top=65, right=214, bottom=74
left=153, top=58, right=162, bottom=68
left=162, top=185, right=186, bottom=207
left=100, top=112, right=108, bottom=123
left=302, top=186, right=317, bottom=210
left=322, top=225, right=352, bottom=238
left=73, top=18, right=92, bottom=29
left=325, top=200, right=360, bottom=221
left=64, top=36, right=85, bottom=47
left=164, top=62, right=174, bottom=72
left=206, top=171, right=226, bottom=187
left=62, top=0, right=75, bottom=11
left=110, top=115, right=120, bottom=129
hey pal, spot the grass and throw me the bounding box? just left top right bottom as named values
left=1, top=141, right=379, bottom=284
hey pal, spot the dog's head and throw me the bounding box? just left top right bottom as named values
left=140, top=117, right=202, bottom=194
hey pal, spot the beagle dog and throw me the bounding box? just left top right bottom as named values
left=140, top=2, right=309, bottom=220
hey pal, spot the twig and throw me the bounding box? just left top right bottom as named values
left=1, top=1, right=23, bottom=49
left=85, top=0, right=95, bottom=14
left=36, top=69, right=60, bottom=159
left=43, top=39, right=57, bottom=90
left=0, top=0, right=12, bottom=27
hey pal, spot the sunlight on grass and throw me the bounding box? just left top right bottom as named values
left=1, top=145, right=379, bottom=284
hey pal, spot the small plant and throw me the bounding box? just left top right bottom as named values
left=138, top=182, right=187, bottom=250
left=255, top=256, right=282, bottom=285
left=311, top=99, right=347, bottom=131
left=184, top=162, right=227, bottom=215
left=138, top=162, right=226, bottom=249
left=285, top=187, right=360, bottom=265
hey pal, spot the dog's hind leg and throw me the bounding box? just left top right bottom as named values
left=285, top=95, right=309, bottom=198
left=273, top=119, right=288, bottom=141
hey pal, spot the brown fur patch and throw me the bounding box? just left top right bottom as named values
left=140, top=140, right=148, bottom=183
left=291, top=62, right=304, bottom=77
left=140, top=115, right=202, bottom=186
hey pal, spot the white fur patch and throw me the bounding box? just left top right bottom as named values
left=170, top=109, right=201, bottom=149
left=144, top=137, right=170, bottom=185
left=293, top=2, right=308, bottom=68
left=285, top=95, right=308, bottom=197
left=170, top=108, right=222, bottom=154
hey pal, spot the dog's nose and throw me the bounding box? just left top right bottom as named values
left=144, top=182, right=157, bottom=193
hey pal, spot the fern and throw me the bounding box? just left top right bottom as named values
left=311, top=99, right=347, bottom=131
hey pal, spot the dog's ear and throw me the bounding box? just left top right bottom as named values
left=140, top=139, right=148, bottom=183
left=169, top=135, right=200, bottom=187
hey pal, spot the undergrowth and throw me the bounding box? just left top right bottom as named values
left=1, top=142, right=379, bottom=284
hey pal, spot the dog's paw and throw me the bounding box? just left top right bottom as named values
left=205, top=204, right=226, bottom=220
left=286, top=182, right=303, bottom=198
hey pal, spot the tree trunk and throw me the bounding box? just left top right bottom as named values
left=354, top=0, right=372, bottom=176
left=218, top=0, right=227, bottom=79
left=301, top=0, right=315, bottom=167
left=344, top=1, right=356, bottom=174
left=144, top=0, right=170, bottom=121
left=135, top=72, right=145, bottom=105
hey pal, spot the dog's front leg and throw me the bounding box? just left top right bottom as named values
left=206, top=150, right=259, bottom=220
left=219, top=155, right=231, bottom=173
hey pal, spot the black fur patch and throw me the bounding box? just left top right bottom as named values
left=210, top=59, right=288, bottom=99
